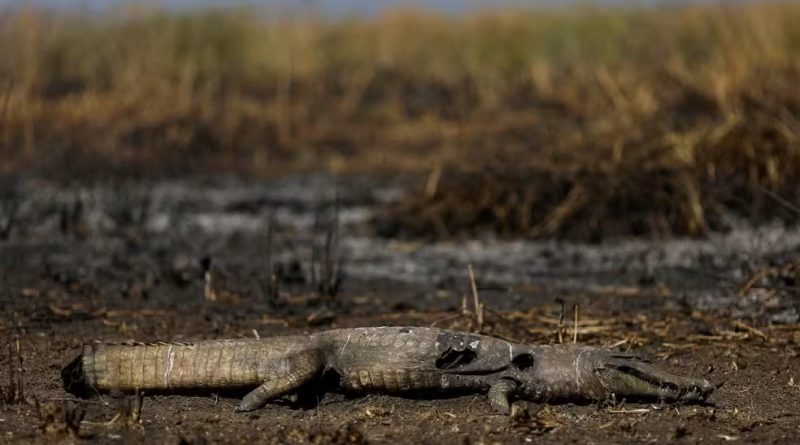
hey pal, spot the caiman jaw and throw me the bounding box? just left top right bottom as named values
left=593, top=353, right=714, bottom=402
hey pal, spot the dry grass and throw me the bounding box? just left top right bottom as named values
left=1, top=4, right=799, bottom=237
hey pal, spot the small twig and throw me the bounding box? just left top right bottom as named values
left=424, top=164, right=442, bottom=199
left=738, top=259, right=800, bottom=298
left=606, top=339, right=628, bottom=349
left=43, top=397, right=107, bottom=405
left=759, top=185, right=800, bottom=216
left=738, top=266, right=775, bottom=298
left=201, top=256, right=217, bottom=302
left=429, top=313, right=463, bottom=327
left=625, top=334, right=639, bottom=352
left=130, top=391, right=143, bottom=424
left=0, top=195, right=19, bottom=241
left=0, top=79, right=11, bottom=143
left=2, top=338, right=23, bottom=404
left=468, top=264, right=484, bottom=331
left=732, top=320, right=768, bottom=340
left=16, top=339, right=22, bottom=402
left=82, top=412, right=121, bottom=427
left=606, top=408, right=651, bottom=414
left=573, top=304, right=580, bottom=344
left=263, top=214, right=279, bottom=303
left=556, top=298, right=565, bottom=344
left=312, top=196, right=343, bottom=299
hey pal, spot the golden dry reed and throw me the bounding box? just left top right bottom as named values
left=1, top=4, right=799, bottom=237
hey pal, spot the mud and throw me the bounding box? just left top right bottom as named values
left=1, top=175, right=799, bottom=444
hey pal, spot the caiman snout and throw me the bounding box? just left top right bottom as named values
left=518, top=346, right=713, bottom=404
left=591, top=351, right=713, bottom=402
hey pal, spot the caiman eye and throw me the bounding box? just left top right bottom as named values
left=512, top=353, right=534, bottom=370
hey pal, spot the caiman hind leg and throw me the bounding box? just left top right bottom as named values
left=235, top=350, right=324, bottom=412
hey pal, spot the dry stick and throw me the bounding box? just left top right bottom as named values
left=44, top=397, right=107, bottom=405
left=15, top=338, right=22, bottom=402
left=265, top=214, right=275, bottom=302
left=312, top=197, right=342, bottom=298
left=325, top=197, right=342, bottom=297
left=573, top=304, right=580, bottom=344
left=556, top=299, right=565, bottom=344
left=676, top=265, right=800, bottom=294
left=3, top=338, right=23, bottom=403
left=738, top=259, right=800, bottom=298
left=14, top=339, right=19, bottom=402
left=2, top=342, right=10, bottom=403
left=738, top=266, right=775, bottom=298
left=424, top=164, right=442, bottom=199
left=0, top=79, right=11, bottom=145
left=429, top=313, right=463, bottom=328
left=130, top=391, right=143, bottom=424
left=759, top=185, right=800, bottom=216
left=0, top=197, right=18, bottom=241
left=264, top=214, right=282, bottom=303
left=732, top=320, right=768, bottom=340
left=278, top=30, right=294, bottom=146
left=203, top=258, right=216, bottom=302
left=468, top=264, right=483, bottom=331
left=81, top=413, right=123, bottom=427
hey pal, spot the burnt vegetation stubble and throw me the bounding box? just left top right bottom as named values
left=2, top=6, right=800, bottom=239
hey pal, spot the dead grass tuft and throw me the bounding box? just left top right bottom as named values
left=2, top=5, right=800, bottom=237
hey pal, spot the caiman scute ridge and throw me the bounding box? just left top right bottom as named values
left=62, top=326, right=713, bottom=414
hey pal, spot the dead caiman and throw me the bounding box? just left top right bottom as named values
left=62, top=326, right=713, bottom=413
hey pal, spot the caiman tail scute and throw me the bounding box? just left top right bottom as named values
left=61, top=353, right=90, bottom=398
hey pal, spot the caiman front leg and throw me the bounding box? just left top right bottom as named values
left=487, top=379, right=518, bottom=415
left=235, top=350, right=324, bottom=412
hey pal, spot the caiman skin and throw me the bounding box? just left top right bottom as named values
left=62, top=327, right=713, bottom=413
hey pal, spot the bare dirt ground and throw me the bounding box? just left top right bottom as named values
left=1, top=175, right=799, bottom=444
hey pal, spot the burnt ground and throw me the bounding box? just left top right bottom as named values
left=1, top=175, right=799, bottom=444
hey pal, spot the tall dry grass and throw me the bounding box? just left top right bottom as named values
left=1, top=4, right=799, bottom=236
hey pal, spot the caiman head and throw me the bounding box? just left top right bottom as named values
left=589, top=350, right=714, bottom=402
left=432, top=330, right=712, bottom=414
left=510, top=345, right=714, bottom=404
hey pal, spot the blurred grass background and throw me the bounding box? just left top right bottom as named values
left=1, top=3, right=799, bottom=238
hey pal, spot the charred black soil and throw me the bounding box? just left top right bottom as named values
left=1, top=175, right=799, bottom=444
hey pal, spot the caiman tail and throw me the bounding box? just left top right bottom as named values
left=62, top=353, right=91, bottom=398
left=62, top=340, right=267, bottom=396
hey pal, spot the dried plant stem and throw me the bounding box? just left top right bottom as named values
left=468, top=264, right=484, bottom=331
left=204, top=271, right=217, bottom=302
left=130, top=391, right=143, bottom=424
left=573, top=304, right=580, bottom=344
left=556, top=299, right=565, bottom=344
